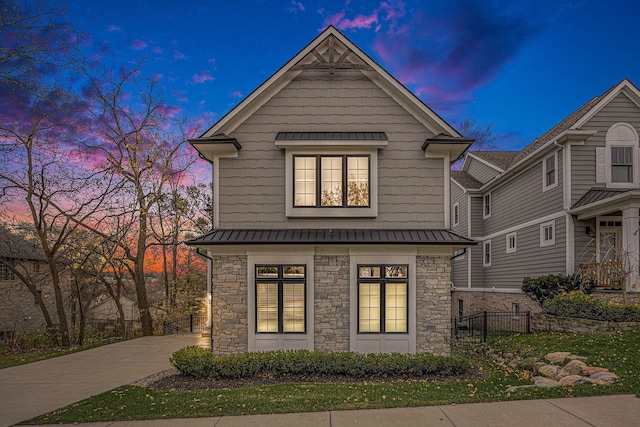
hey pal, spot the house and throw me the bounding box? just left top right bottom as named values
left=88, top=294, right=139, bottom=322
left=0, top=231, right=59, bottom=334
left=450, top=79, right=640, bottom=316
left=186, top=26, right=474, bottom=356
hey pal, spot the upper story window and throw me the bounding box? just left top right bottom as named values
left=294, top=155, right=369, bottom=208
left=483, top=193, right=491, bottom=219
left=543, top=151, right=558, bottom=191
left=453, top=203, right=460, bottom=227
left=601, top=122, right=639, bottom=188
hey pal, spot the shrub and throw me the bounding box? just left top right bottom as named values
left=522, top=273, right=595, bottom=305
left=544, top=292, right=640, bottom=322
left=170, top=347, right=470, bottom=379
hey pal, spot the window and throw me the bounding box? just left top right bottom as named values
left=540, top=220, right=555, bottom=247
left=0, top=263, right=15, bottom=281
left=453, top=203, right=459, bottom=227
left=294, top=155, right=369, bottom=208
left=543, top=152, right=558, bottom=191
left=483, top=240, right=491, bottom=267
left=483, top=193, right=491, bottom=218
left=512, top=303, right=520, bottom=319
left=457, top=299, right=464, bottom=318
left=506, top=232, right=517, bottom=254
left=256, top=265, right=306, bottom=333
left=358, top=265, right=408, bottom=333
left=611, top=146, right=633, bottom=183
left=33, top=262, right=40, bottom=274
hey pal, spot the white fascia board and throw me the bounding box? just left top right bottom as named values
left=571, top=80, right=640, bottom=129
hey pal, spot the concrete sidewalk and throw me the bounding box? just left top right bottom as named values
left=0, top=334, right=206, bottom=427
left=3, top=335, right=640, bottom=426
left=18, top=394, right=640, bottom=427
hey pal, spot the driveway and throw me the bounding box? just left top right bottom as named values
left=0, top=334, right=205, bottom=427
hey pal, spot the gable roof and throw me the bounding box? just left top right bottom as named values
left=198, top=26, right=464, bottom=142
left=0, top=230, right=46, bottom=261
left=451, top=170, right=483, bottom=190
left=469, top=151, right=518, bottom=171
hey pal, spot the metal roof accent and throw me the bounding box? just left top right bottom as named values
left=187, top=229, right=476, bottom=246
left=571, top=188, right=631, bottom=210
left=188, top=134, right=242, bottom=150
left=421, top=133, right=474, bottom=151
left=275, top=132, right=387, bottom=141
left=451, top=171, right=483, bottom=190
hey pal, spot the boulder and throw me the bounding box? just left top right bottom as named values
left=532, top=362, right=547, bottom=376
left=534, top=376, right=561, bottom=388
left=581, top=366, right=609, bottom=376
left=558, top=360, right=587, bottom=378
left=506, top=385, right=536, bottom=393
left=562, top=354, right=588, bottom=365
left=518, top=357, right=540, bottom=371
left=545, top=352, right=571, bottom=364
left=537, top=364, right=561, bottom=380
left=590, top=371, right=619, bottom=384
left=559, top=375, right=590, bottom=386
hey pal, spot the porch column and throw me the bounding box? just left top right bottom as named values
left=621, top=207, right=640, bottom=292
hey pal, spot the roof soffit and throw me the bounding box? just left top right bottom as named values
left=202, top=26, right=461, bottom=139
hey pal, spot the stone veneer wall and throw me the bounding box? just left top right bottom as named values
left=592, top=291, right=640, bottom=305
left=451, top=290, right=542, bottom=317
left=416, top=256, right=451, bottom=356
left=532, top=313, right=640, bottom=334
left=314, top=255, right=350, bottom=351
left=212, top=255, right=247, bottom=354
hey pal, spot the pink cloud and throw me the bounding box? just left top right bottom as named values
left=192, top=71, right=214, bottom=84
left=152, top=46, right=163, bottom=54
left=229, top=90, right=243, bottom=98
left=158, top=104, right=181, bottom=118
left=173, top=50, right=188, bottom=60
left=131, top=39, right=148, bottom=50
left=106, top=24, right=121, bottom=32
left=324, top=11, right=380, bottom=31
left=288, top=0, right=305, bottom=13
left=151, top=73, right=163, bottom=81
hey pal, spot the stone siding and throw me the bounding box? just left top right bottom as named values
left=532, top=313, right=640, bottom=334
left=416, top=256, right=451, bottom=356
left=212, top=255, right=248, bottom=354
left=451, top=290, right=542, bottom=317
left=592, top=291, right=640, bottom=305
left=314, top=255, right=350, bottom=351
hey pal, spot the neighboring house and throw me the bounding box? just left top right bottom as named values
left=0, top=232, right=61, bottom=334
left=450, top=79, right=640, bottom=316
left=87, top=294, right=139, bottom=322
left=187, top=26, right=474, bottom=355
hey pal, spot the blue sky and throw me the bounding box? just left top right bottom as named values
left=64, top=0, right=640, bottom=151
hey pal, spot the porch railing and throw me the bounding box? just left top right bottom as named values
left=578, top=261, right=624, bottom=289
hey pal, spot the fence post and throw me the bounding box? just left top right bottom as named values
left=526, top=311, right=530, bottom=334
left=483, top=311, right=488, bottom=342
left=190, top=314, right=194, bottom=333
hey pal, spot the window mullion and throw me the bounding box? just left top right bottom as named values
left=380, top=281, right=386, bottom=333
left=342, top=156, right=348, bottom=207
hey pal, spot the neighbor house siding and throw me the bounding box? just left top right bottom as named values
left=466, top=158, right=501, bottom=184
left=483, top=216, right=566, bottom=289
left=470, top=196, right=484, bottom=237
left=218, top=70, right=445, bottom=229
left=469, top=244, right=484, bottom=288
left=450, top=183, right=467, bottom=235
left=483, top=150, right=564, bottom=236
left=572, top=93, right=640, bottom=205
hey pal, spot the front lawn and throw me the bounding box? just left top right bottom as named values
left=22, top=328, right=640, bottom=424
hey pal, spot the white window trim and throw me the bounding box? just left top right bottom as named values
left=453, top=202, right=460, bottom=227
left=540, top=220, right=556, bottom=247
left=483, top=240, right=491, bottom=267
left=542, top=151, right=558, bottom=192
left=284, top=147, right=378, bottom=218
left=483, top=192, right=491, bottom=219
left=604, top=122, right=639, bottom=189
left=506, top=232, right=517, bottom=254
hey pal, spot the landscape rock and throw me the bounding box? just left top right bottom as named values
left=581, top=366, right=609, bottom=376
left=558, top=360, right=587, bottom=378
left=532, top=362, right=547, bottom=375
left=590, top=371, right=619, bottom=384
left=537, top=364, right=561, bottom=380
left=506, top=385, right=536, bottom=393
left=545, top=352, right=571, bottom=364
left=562, top=354, right=588, bottom=365
left=559, top=375, right=590, bottom=386
left=517, top=357, right=540, bottom=371
left=534, top=376, right=561, bottom=388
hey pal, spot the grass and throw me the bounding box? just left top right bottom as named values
left=22, top=328, right=640, bottom=424
left=0, top=341, right=116, bottom=369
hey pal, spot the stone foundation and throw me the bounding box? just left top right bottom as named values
left=451, top=290, right=542, bottom=317
left=314, top=255, right=350, bottom=352
left=592, top=291, right=640, bottom=305
left=416, top=256, right=451, bottom=356
left=212, top=255, right=248, bottom=354
left=532, top=313, right=640, bottom=334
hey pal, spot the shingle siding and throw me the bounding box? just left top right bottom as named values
left=218, top=70, right=445, bottom=229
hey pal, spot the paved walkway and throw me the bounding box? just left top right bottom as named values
left=2, top=336, right=640, bottom=426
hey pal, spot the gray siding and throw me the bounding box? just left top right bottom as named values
left=218, top=70, right=445, bottom=229
left=466, top=157, right=501, bottom=184
left=451, top=254, right=468, bottom=288
left=572, top=93, right=640, bottom=205
left=450, top=183, right=467, bottom=236
left=483, top=150, right=564, bottom=236
left=469, top=245, right=483, bottom=288
left=483, top=216, right=567, bottom=289
left=470, top=196, right=484, bottom=237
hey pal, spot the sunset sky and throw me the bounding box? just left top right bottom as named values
left=44, top=0, right=640, bottom=150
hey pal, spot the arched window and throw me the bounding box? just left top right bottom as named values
left=602, top=122, right=639, bottom=187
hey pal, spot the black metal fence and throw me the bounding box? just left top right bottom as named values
left=453, top=311, right=530, bottom=341
left=163, top=313, right=207, bottom=335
